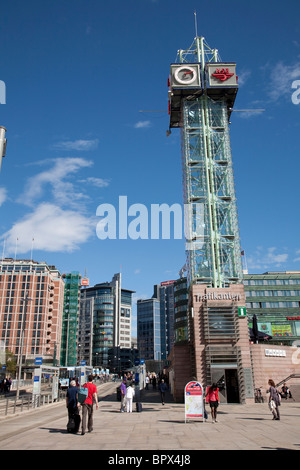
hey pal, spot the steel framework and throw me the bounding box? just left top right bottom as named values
left=175, top=38, right=243, bottom=287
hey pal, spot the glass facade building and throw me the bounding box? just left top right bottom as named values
left=79, top=273, right=133, bottom=369
left=173, top=277, right=189, bottom=343
left=60, top=272, right=81, bottom=366
left=137, top=298, right=161, bottom=361
left=137, top=281, right=176, bottom=361
left=243, top=271, right=300, bottom=345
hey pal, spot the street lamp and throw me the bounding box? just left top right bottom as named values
left=0, top=126, right=7, bottom=174
left=16, top=291, right=32, bottom=400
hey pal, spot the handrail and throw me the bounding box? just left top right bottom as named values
left=276, top=374, right=300, bottom=388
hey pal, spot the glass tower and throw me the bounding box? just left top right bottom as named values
left=169, top=37, right=243, bottom=287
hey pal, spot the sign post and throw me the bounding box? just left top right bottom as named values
left=184, top=381, right=204, bottom=423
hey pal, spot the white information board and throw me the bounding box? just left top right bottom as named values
left=184, top=381, right=204, bottom=423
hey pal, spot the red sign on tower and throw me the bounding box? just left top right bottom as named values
left=211, top=68, right=234, bottom=82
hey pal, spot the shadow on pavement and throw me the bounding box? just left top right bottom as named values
left=40, top=427, right=68, bottom=434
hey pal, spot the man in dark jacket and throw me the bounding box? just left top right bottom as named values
left=158, top=379, right=168, bottom=405
left=66, top=380, right=81, bottom=433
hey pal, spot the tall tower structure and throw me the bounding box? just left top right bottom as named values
left=168, top=36, right=254, bottom=404
left=169, top=37, right=242, bottom=287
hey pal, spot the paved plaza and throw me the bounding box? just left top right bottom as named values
left=0, top=381, right=299, bottom=452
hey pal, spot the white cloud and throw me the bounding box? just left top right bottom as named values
left=237, top=69, right=251, bottom=87
left=78, top=177, right=110, bottom=188
left=266, top=61, right=300, bottom=102
left=236, top=109, right=265, bottom=119
left=247, top=246, right=289, bottom=270
left=2, top=203, right=95, bottom=254
left=18, top=157, right=93, bottom=207
left=0, top=187, right=7, bottom=206
left=293, top=249, right=300, bottom=262
left=3, top=157, right=110, bottom=256
left=53, top=139, right=99, bottom=151
left=134, top=121, right=151, bottom=129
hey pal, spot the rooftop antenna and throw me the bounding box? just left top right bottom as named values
left=194, top=11, right=198, bottom=38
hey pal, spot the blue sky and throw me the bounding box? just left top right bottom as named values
left=0, top=0, right=300, bottom=335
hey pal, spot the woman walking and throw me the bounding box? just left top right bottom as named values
left=267, top=379, right=281, bottom=420
left=205, top=383, right=220, bottom=423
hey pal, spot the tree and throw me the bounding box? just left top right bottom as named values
left=0, top=350, right=17, bottom=377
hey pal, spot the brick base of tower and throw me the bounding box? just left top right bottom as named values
left=170, top=283, right=254, bottom=404
left=168, top=343, right=193, bottom=403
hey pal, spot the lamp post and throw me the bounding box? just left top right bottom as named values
left=0, top=126, right=7, bottom=174
left=16, top=291, right=32, bottom=400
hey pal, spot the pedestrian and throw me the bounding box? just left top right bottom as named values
left=152, top=374, right=157, bottom=390
left=126, top=382, right=135, bottom=413
left=281, top=383, right=288, bottom=399
left=145, top=375, right=150, bottom=390
left=158, top=379, right=168, bottom=405
left=4, top=377, right=9, bottom=393
left=120, top=378, right=127, bottom=412
left=66, top=380, right=81, bottom=433
left=281, top=382, right=293, bottom=400
left=267, top=379, right=281, bottom=420
left=205, top=383, right=219, bottom=423
left=81, top=374, right=99, bottom=435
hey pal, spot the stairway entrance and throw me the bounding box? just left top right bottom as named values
left=211, top=367, right=240, bottom=403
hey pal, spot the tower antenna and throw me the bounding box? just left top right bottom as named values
left=194, top=11, right=198, bottom=37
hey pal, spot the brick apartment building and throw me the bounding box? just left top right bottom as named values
left=0, top=259, right=65, bottom=367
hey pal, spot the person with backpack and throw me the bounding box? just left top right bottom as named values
left=267, top=379, right=281, bottom=420
left=80, top=375, right=99, bottom=435
left=66, top=380, right=81, bottom=433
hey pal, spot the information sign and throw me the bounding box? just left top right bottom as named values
left=238, top=307, right=247, bottom=317
left=33, top=368, right=42, bottom=395
left=184, top=381, right=204, bottom=423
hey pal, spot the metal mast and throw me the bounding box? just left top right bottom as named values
left=168, top=36, right=243, bottom=288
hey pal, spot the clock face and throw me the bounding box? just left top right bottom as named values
left=174, top=66, right=197, bottom=85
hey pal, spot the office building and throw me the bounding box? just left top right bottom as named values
left=137, top=281, right=176, bottom=362
left=137, top=297, right=161, bottom=362
left=173, top=277, right=188, bottom=344
left=60, top=271, right=81, bottom=366
left=244, top=271, right=300, bottom=345
left=0, top=259, right=65, bottom=367
left=78, top=273, right=134, bottom=369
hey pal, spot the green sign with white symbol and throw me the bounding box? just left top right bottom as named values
left=238, top=306, right=247, bottom=317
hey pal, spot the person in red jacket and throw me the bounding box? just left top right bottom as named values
left=205, top=383, right=219, bottom=423
left=81, top=375, right=99, bottom=435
